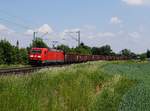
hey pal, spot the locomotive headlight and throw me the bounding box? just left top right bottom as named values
left=37, top=56, right=41, bottom=58
left=30, top=55, right=33, bottom=58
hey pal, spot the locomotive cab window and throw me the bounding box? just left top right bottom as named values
left=31, top=50, right=41, bottom=54
left=44, top=51, right=47, bottom=55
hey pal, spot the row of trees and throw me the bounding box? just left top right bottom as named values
left=0, top=40, right=28, bottom=65
left=0, top=38, right=150, bottom=64
left=56, top=43, right=150, bottom=60
left=56, top=43, right=136, bottom=57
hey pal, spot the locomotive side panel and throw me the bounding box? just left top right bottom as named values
left=46, top=51, right=64, bottom=64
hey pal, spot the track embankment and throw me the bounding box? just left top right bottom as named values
left=0, top=64, right=68, bottom=75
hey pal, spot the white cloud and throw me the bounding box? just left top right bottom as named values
left=0, top=24, right=15, bottom=34
left=59, top=27, right=148, bottom=53
left=128, top=32, right=141, bottom=38
left=24, top=24, right=54, bottom=36
left=60, top=28, right=80, bottom=39
left=0, top=24, right=8, bottom=31
left=117, top=30, right=125, bottom=35
left=25, top=29, right=34, bottom=35
left=110, top=16, right=122, bottom=24
left=38, top=24, right=53, bottom=33
left=122, top=0, right=150, bottom=5
left=98, top=32, right=116, bottom=37
left=83, top=25, right=96, bottom=30
left=61, top=26, right=115, bottom=41
left=59, top=31, right=67, bottom=39
left=63, top=28, right=80, bottom=33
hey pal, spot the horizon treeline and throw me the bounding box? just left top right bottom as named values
left=0, top=38, right=150, bottom=64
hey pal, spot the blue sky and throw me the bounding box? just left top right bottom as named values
left=0, top=0, right=150, bottom=53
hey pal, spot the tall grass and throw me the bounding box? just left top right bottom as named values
left=0, top=62, right=135, bottom=111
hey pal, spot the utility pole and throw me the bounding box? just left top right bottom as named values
left=16, top=40, right=19, bottom=48
left=33, top=32, right=37, bottom=41
left=33, top=32, right=38, bottom=47
left=76, top=31, right=80, bottom=47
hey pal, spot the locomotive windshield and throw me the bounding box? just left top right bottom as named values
left=31, top=50, right=42, bottom=54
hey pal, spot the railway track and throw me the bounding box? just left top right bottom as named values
left=0, top=67, right=39, bottom=75
left=0, top=64, right=67, bottom=76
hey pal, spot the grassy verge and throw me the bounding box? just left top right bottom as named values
left=0, top=64, right=29, bottom=69
left=0, top=61, right=135, bottom=111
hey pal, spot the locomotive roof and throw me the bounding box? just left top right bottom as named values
left=31, top=47, right=63, bottom=52
left=48, top=48, right=63, bottom=52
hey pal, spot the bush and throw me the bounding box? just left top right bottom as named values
left=140, top=53, right=147, bottom=61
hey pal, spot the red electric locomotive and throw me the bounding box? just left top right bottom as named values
left=29, top=48, right=64, bottom=65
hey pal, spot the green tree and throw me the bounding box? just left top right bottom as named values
left=120, top=49, right=131, bottom=57
left=120, top=49, right=137, bottom=59
left=147, top=50, right=150, bottom=58
left=0, top=46, right=4, bottom=64
left=75, top=43, right=92, bottom=54
left=140, top=53, right=147, bottom=61
left=0, top=40, right=28, bottom=65
left=31, top=38, right=48, bottom=48
left=19, top=48, right=28, bottom=64
left=0, top=40, right=14, bottom=64
left=56, top=44, right=70, bottom=53
left=26, top=38, right=48, bottom=54
left=92, top=45, right=113, bottom=55
left=12, top=46, right=19, bottom=64
left=91, top=47, right=99, bottom=55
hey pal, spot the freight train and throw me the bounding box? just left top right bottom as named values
left=29, top=48, right=128, bottom=65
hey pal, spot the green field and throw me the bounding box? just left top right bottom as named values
left=0, top=61, right=150, bottom=111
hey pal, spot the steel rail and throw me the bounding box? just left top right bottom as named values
left=0, top=64, right=69, bottom=76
